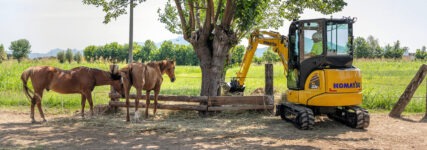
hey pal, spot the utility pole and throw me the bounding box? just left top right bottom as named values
left=128, top=0, right=134, bottom=63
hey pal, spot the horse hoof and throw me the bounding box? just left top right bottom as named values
left=42, top=119, right=47, bottom=123
left=31, top=120, right=37, bottom=124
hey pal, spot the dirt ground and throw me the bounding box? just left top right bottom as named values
left=1, top=109, right=427, bottom=149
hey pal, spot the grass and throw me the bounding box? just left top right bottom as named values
left=0, top=58, right=426, bottom=113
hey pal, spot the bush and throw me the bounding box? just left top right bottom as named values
left=57, top=51, right=66, bottom=63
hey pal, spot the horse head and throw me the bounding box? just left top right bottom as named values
left=161, top=60, right=176, bottom=82
left=109, top=65, right=125, bottom=97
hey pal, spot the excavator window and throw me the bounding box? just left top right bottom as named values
left=326, top=22, right=351, bottom=56
left=302, top=21, right=324, bottom=60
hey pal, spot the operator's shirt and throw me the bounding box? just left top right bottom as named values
left=310, top=42, right=322, bottom=56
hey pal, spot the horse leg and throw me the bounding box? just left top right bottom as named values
left=86, top=92, right=94, bottom=117
left=30, top=98, right=36, bottom=123
left=153, top=89, right=159, bottom=117
left=134, top=89, right=142, bottom=122
left=145, top=90, right=151, bottom=119
left=81, top=94, right=87, bottom=118
left=34, top=90, right=46, bottom=122
left=121, top=73, right=131, bottom=122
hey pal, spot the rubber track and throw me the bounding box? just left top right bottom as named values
left=297, top=107, right=315, bottom=130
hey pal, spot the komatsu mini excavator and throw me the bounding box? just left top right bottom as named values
left=228, top=17, right=369, bottom=130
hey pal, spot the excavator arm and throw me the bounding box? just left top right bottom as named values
left=228, top=30, right=289, bottom=93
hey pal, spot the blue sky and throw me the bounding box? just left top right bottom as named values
left=0, top=0, right=426, bottom=53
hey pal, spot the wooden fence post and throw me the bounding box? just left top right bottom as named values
left=110, top=64, right=119, bottom=112
left=389, top=64, right=427, bottom=118
left=424, top=79, right=427, bottom=120
left=265, top=64, right=274, bottom=105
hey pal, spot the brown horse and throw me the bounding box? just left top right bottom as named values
left=120, top=60, right=176, bottom=122
left=21, top=66, right=123, bottom=123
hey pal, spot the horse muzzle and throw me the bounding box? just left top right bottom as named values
left=171, top=77, right=176, bottom=82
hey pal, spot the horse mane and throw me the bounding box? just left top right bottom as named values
left=147, top=61, right=166, bottom=72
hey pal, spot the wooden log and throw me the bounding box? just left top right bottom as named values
left=209, top=96, right=269, bottom=105
left=109, top=93, right=208, bottom=103
left=109, top=101, right=207, bottom=111
left=208, top=105, right=274, bottom=111
left=265, top=64, right=274, bottom=105
left=389, top=64, right=427, bottom=118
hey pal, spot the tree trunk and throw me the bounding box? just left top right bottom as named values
left=192, top=27, right=236, bottom=97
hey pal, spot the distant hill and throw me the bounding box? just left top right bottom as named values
left=29, top=48, right=82, bottom=59
left=154, top=36, right=190, bottom=48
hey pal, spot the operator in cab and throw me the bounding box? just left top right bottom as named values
left=310, top=31, right=323, bottom=56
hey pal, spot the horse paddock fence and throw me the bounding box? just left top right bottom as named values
left=108, top=64, right=275, bottom=113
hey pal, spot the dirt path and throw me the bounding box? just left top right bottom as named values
left=1, top=110, right=427, bottom=149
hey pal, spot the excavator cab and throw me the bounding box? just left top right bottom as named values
left=287, top=18, right=355, bottom=90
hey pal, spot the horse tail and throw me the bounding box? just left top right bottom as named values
left=21, top=68, right=35, bottom=104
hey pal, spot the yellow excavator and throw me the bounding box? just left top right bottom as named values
left=228, top=17, right=369, bottom=130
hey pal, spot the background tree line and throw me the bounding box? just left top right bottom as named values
left=82, top=40, right=200, bottom=65
left=354, top=35, right=427, bottom=60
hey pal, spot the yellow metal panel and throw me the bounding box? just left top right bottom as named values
left=286, top=69, right=363, bottom=106
left=306, top=92, right=363, bottom=106
left=299, top=70, right=326, bottom=104
left=286, top=90, right=299, bottom=104
left=325, top=68, right=362, bottom=93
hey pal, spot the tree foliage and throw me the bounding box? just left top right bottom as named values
left=230, top=45, right=245, bottom=64
left=354, top=37, right=370, bottom=58
left=262, top=48, right=280, bottom=63
left=82, top=0, right=147, bottom=24
left=9, top=39, right=31, bottom=63
left=65, top=49, right=74, bottom=63
left=383, top=40, right=407, bottom=59
left=57, top=51, right=66, bottom=64
left=81, top=40, right=199, bottom=65
left=366, top=35, right=383, bottom=58
left=158, top=0, right=347, bottom=41
left=139, top=40, right=156, bottom=62
left=415, top=46, right=427, bottom=60
left=0, top=44, right=6, bottom=63
left=74, top=51, right=83, bottom=63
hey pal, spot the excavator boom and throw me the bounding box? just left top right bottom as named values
left=228, top=30, right=289, bottom=93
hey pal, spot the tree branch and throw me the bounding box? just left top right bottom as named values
left=189, top=0, right=196, bottom=31
left=195, top=1, right=202, bottom=29
left=221, top=0, right=236, bottom=28
left=203, top=0, right=214, bottom=34
left=174, top=0, right=189, bottom=40
left=213, top=0, right=223, bottom=26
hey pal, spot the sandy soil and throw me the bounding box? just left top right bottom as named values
left=1, top=109, right=427, bottom=149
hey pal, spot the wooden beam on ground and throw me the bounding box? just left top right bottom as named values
left=109, top=101, right=207, bottom=111
left=389, top=64, right=427, bottom=118
left=208, top=96, right=269, bottom=105
left=208, top=105, right=274, bottom=111
left=109, top=93, right=208, bottom=103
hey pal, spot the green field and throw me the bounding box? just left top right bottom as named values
left=0, top=59, right=426, bottom=113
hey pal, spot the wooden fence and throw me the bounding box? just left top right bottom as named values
left=108, top=64, right=275, bottom=112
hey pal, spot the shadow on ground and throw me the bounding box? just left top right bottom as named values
left=0, top=109, right=372, bottom=149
